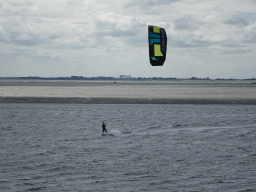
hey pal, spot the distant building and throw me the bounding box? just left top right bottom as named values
left=120, top=75, right=131, bottom=79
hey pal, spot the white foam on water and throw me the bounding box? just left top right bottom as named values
left=108, top=129, right=122, bottom=136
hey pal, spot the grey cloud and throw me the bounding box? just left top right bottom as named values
left=9, top=2, right=24, bottom=7
left=0, top=27, right=9, bottom=42
left=237, top=12, right=256, bottom=22
left=171, top=11, right=256, bottom=51
left=49, top=35, right=62, bottom=40
left=95, top=30, right=137, bottom=38
left=1, top=1, right=35, bottom=15
left=171, top=37, right=244, bottom=50
left=250, top=33, right=256, bottom=43
left=1, top=1, right=70, bottom=19
left=221, top=48, right=252, bottom=55
left=93, top=12, right=146, bottom=45
left=190, top=39, right=215, bottom=47
left=94, top=28, right=146, bottom=48
left=171, top=38, right=220, bottom=48
left=171, top=40, right=200, bottom=48
left=94, top=20, right=145, bottom=38
left=1, top=0, right=255, bottom=56
left=244, top=32, right=256, bottom=44
left=222, top=44, right=243, bottom=48
left=124, top=0, right=179, bottom=9
left=174, top=16, right=202, bottom=31
left=123, top=31, right=147, bottom=47
left=224, top=14, right=249, bottom=27
left=220, top=44, right=252, bottom=55
left=9, top=32, right=45, bottom=46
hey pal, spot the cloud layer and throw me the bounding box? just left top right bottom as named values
left=1, top=0, right=256, bottom=78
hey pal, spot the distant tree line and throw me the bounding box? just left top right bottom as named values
left=0, top=76, right=256, bottom=81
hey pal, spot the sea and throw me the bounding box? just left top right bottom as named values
left=1, top=103, right=256, bottom=192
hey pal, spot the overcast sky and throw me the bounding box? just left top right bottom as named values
left=1, top=0, right=256, bottom=78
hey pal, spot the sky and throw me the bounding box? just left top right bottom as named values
left=1, top=0, right=256, bottom=79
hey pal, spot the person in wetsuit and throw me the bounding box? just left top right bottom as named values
left=102, top=122, right=107, bottom=133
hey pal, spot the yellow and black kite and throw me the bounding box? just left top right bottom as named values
left=148, top=25, right=167, bottom=66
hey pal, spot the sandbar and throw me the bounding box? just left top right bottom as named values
left=1, top=83, right=256, bottom=104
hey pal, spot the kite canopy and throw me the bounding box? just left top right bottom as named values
left=148, top=25, right=167, bottom=66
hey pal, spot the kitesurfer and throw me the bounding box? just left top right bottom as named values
left=102, top=122, right=107, bottom=133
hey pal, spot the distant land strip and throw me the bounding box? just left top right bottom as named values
left=1, top=97, right=256, bottom=105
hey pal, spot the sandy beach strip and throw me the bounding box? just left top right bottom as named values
left=1, top=85, right=256, bottom=104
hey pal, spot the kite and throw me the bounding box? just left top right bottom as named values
left=148, top=25, right=167, bottom=66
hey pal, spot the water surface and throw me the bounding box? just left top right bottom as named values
left=1, top=104, right=256, bottom=191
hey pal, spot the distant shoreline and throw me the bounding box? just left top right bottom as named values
left=1, top=80, right=256, bottom=104
left=1, top=97, right=256, bottom=105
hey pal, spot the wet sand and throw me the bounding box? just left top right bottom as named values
left=1, top=80, right=256, bottom=104
left=1, top=97, right=256, bottom=104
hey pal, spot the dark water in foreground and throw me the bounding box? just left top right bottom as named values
left=1, top=104, right=256, bottom=192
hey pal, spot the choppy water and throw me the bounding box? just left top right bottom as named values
left=1, top=104, right=256, bottom=192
